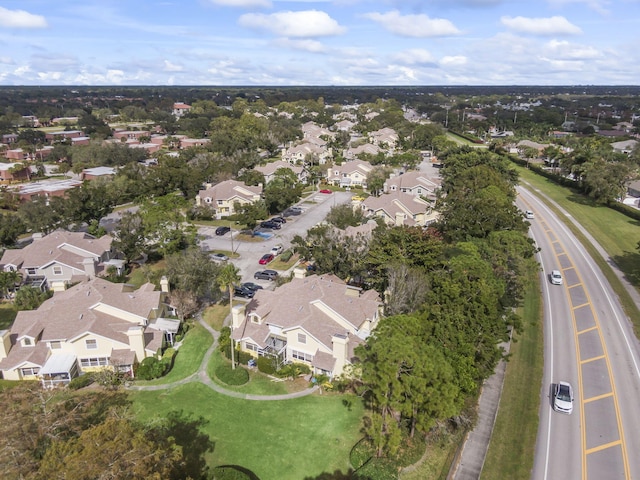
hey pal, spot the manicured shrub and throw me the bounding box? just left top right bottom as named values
left=160, top=347, right=177, bottom=372
left=280, top=250, right=293, bottom=262
left=135, top=357, right=166, bottom=380
left=237, top=350, right=253, bottom=365
left=68, top=373, right=94, bottom=390
left=257, top=355, right=276, bottom=375
left=215, top=364, right=249, bottom=385
left=212, top=466, right=256, bottom=480
left=274, top=362, right=310, bottom=378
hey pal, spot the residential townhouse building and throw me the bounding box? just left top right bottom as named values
left=254, top=160, right=306, bottom=184
left=360, top=191, right=438, bottom=227
left=326, top=160, right=373, bottom=188
left=0, top=162, right=31, bottom=183
left=0, top=277, right=176, bottom=386
left=195, top=180, right=263, bottom=219
left=0, top=230, right=122, bottom=292
left=231, top=273, right=382, bottom=378
left=383, top=171, right=441, bottom=201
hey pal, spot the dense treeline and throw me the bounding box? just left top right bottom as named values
left=295, top=147, right=538, bottom=458
left=0, top=383, right=213, bottom=480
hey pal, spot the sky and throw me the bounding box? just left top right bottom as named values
left=1, top=0, right=639, bottom=86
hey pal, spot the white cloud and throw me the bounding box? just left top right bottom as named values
left=0, top=56, right=15, bottom=65
left=163, top=60, right=184, bottom=71
left=274, top=38, right=326, bottom=53
left=206, top=0, right=272, bottom=7
left=391, top=49, right=436, bottom=65
left=0, top=7, right=48, bottom=28
left=544, top=39, right=601, bottom=60
left=363, top=10, right=461, bottom=37
left=440, top=56, right=468, bottom=67
left=239, top=10, right=346, bottom=37
left=500, top=15, right=582, bottom=35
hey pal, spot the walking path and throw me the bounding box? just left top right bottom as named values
left=127, top=316, right=319, bottom=400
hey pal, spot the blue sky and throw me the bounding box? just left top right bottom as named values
left=1, top=0, right=639, bottom=86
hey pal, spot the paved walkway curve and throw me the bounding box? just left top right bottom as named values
left=127, top=316, right=319, bottom=400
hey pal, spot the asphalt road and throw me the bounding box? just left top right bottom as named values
left=198, top=190, right=353, bottom=285
left=518, top=187, right=640, bottom=480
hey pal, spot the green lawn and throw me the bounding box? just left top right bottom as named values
left=482, top=274, right=543, bottom=479
left=130, top=384, right=364, bottom=480
left=206, top=348, right=305, bottom=396
left=133, top=322, right=211, bottom=386
left=202, top=304, right=229, bottom=331
left=517, top=167, right=640, bottom=333
left=0, top=303, right=17, bottom=330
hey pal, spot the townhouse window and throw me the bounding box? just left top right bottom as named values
left=50, top=341, right=62, bottom=349
left=297, top=333, right=307, bottom=344
left=245, top=343, right=258, bottom=352
left=291, top=350, right=313, bottom=362
left=85, top=339, right=97, bottom=350
left=217, top=200, right=223, bottom=205
left=80, top=357, right=109, bottom=367
left=53, top=266, right=63, bottom=275
left=23, top=338, right=32, bottom=346
left=21, top=367, right=39, bottom=376
left=26, top=268, right=37, bottom=275
left=205, top=197, right=212, bottom=204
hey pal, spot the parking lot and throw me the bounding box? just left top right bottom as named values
left=198, top=190, right=352, bottom=285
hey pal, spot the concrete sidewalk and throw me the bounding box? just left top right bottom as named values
left=449, top=340, right=510, bottom=480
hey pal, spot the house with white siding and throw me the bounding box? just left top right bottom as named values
left=195, top=180, right=263, bottom=219
left=231, top=273, right=382, bottom=378
left=0, top=277, right=176, bottom=386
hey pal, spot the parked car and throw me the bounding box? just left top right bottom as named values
left=215, top=226, right=231, bottom=236
left=270, top=245, right=283, bottom=255
left=550, top=270, right=563, bottom=285
left=254, top=269, right=278, bottom=281
left=260, top=221, right=281, bottom=230
left=211, top=253, right=229, bottom=262
left=284, top=207, right=302, bottom=216
left=351, top=195, right=366, bottom=202
left=271, top=216, right=287, bottom=224
left=553, top=381, right=574, bottom=414
left=241, top=282, right=263, bottom=292
left=319, top=189, right=332, bottom=194
left=234, top=285, right=255, bottom=298
left=259, top=253, right=274, bottom=265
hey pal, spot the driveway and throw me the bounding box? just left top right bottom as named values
left=198, top=190, right=352, bottom=284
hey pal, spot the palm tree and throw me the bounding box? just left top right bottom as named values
left=218, top=263, right=241, bottom=369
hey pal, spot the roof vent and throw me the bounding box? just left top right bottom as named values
left=79, top=313, right=83, bottom=319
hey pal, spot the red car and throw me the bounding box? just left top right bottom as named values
left=259, top=253, right=274, bottom=265
left=319, top=189, right=332, bottom=194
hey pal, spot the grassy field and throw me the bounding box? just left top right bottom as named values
left=482, top=274, right=543, bottom=478
left=482, top=166, right=640, bottom=477
left=517, top=167, right=640, bottom=333
left=130, top=384, right=364, bottom=480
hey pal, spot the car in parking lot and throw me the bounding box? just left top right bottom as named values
left=553, top=381, right=574, bottom=414
left=215, top=226, right=231, bottom=236
left=254, top=269, right=278, bottom=281
left=319, top=189, right=332, bottom=194
left=259, top=253, right=274, bottom=265
left=210, top=253, right=229, bottom=262
left=270, top=245, right=283, bottom=255
left=260, top=221, right=281, bottom=230
left=284, top=207, right=302, bottom=216
left=241, top=282, right=263, bottom=293
left=234, top=285, right=255, bottom=298
left=271, top=216, right=287, bottom=224
left=550, top=270, right=563, bottom=285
